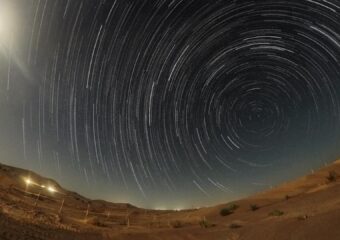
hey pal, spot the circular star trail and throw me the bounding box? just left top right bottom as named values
left=1, top=0, right=340, bottom=208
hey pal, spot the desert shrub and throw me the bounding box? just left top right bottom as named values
left=199, top=219, right=207, bottom=228
left=89, top=217, right=107, bottom=227
left=250, top=204, right=259, bottom=211
left=199, top=219, right=216, bottom=228
left=171, top=220, right=183, bottom=228
left=269, top=210, right=284, bottom=216
left=285, top=195, right=290, bottom=201
left=0, top=166, right=9, bottom=172
left=220, top=203, right=239, bottom=216
left=326, top=171, right=337, bottom=182
left=297, top=215, right=308, bottom=221
left=229, top=223, right=242, bottom=229
left=220, top=208, right=232, bottom=216
left=228, top=204, right=239, bottom=211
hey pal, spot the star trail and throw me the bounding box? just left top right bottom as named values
left=1, top=0, right=340, bottom=209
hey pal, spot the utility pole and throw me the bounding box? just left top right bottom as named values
left=126, top=208, right=130, bottom=228
left=84, top=203, right=90, bottom=222
left=58, top=199, right=65, bottom=214
left=34, top=189, right=42, bottom=207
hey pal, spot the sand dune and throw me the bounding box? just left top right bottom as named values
left=0, top=161, right=339, bottom=239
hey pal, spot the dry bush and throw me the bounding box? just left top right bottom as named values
left=88, top=217, right=107, bottom=227
left=220, top=203, right=239, bottom=216
left=171, top=220, right=183, bottom=228
left=326, top=171, right=337, bottom=182
left=229, top=223, right=242, bottom=229
left=269, top=209, right=284, bottom=216
left=250, top=204, right=259, bottom=211
left=199, top=219, right=216, bottom=228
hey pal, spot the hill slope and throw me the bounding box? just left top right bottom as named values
left=0, top=161, right=340, bottom=240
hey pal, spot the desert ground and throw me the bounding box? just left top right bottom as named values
left=0, top=160, right=340, bottom=240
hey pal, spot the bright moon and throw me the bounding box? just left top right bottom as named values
left=0, top=1, right=16, bottom=47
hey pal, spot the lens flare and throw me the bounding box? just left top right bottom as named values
left=0, top=1, right=15, bottom=47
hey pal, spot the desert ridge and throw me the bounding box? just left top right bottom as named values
left=0, top=160, right=340, bottom=240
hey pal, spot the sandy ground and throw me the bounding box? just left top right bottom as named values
left=0, top=160, right=340, bottom=240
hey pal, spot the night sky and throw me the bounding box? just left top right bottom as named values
left=1, top=0, right=340, bottom=209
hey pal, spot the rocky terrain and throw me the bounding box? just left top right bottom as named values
left=0, top=160, right=340, bottom=240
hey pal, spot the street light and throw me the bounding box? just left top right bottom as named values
left=45, top=186, right=66, bottom=215
left=34, top=185, right=57, bottom=206
left=24, top=178, right=32, bottom=185
left=22, top=177, right=66, bottom=213
left=47, top=186, right=56, bottom=193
